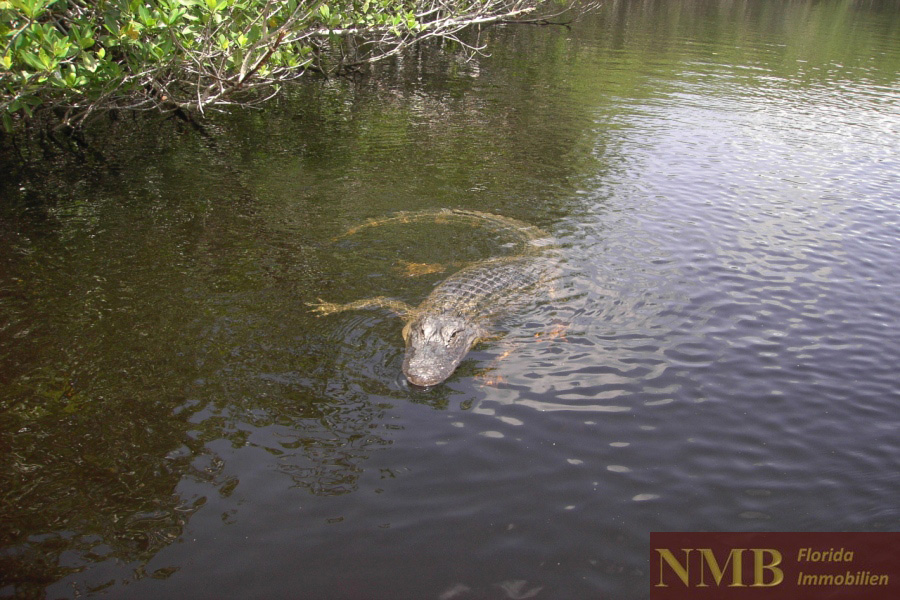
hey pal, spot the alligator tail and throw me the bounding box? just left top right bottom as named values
left=336, top=209, right=552, bottom=254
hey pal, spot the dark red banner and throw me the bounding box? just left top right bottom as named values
left=650, top=532, right=899, bottom=600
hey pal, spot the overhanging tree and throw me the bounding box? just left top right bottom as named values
left=1, top=0, right=596, bottom=129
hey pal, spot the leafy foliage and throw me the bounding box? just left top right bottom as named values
left=1, top=0, right=586, bottom=129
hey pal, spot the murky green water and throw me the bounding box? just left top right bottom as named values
left=2, top=1, right=899, bottom=598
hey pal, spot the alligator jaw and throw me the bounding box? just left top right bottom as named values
left=401, top=313, right=481, bottom=387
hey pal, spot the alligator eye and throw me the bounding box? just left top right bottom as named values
left=438, top=328, right=453, bottom=346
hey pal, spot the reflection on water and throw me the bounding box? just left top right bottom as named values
left=2, top=0, right=899, bottom=598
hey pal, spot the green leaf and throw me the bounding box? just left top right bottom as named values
left=15, top=0, right=48, bottom=19
left=138, top=4, right=153, bottom=26
left=77, top=33, right=96, bottom=50
left=21, top=51, right=43, bottom=70
left=52, top=38, right=73, bottom=59
left=165, top=8, right=186, bottom=25
left=81, top=52, right=98, bottom=72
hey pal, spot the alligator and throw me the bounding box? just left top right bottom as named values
left=309, top=209, right=558, bottom=387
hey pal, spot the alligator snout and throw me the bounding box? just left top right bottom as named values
left=402, top=314, right=481, bottom=387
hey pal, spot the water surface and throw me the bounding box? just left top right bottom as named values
left=1, top=1, right=899, bottom=598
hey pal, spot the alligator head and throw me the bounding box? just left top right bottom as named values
left=401, top=313, right=482, bottom=387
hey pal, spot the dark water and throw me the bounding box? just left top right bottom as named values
left=2, top=1, right=899, bottom=598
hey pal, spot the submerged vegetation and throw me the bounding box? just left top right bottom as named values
left=0, top=0, right=592, bottom=130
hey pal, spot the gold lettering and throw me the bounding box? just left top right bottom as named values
left=751, top=548, right=783, bottom=587
left=655, top=548, right=692, bottom=587
left=697, top=548, right=746, bottom=587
